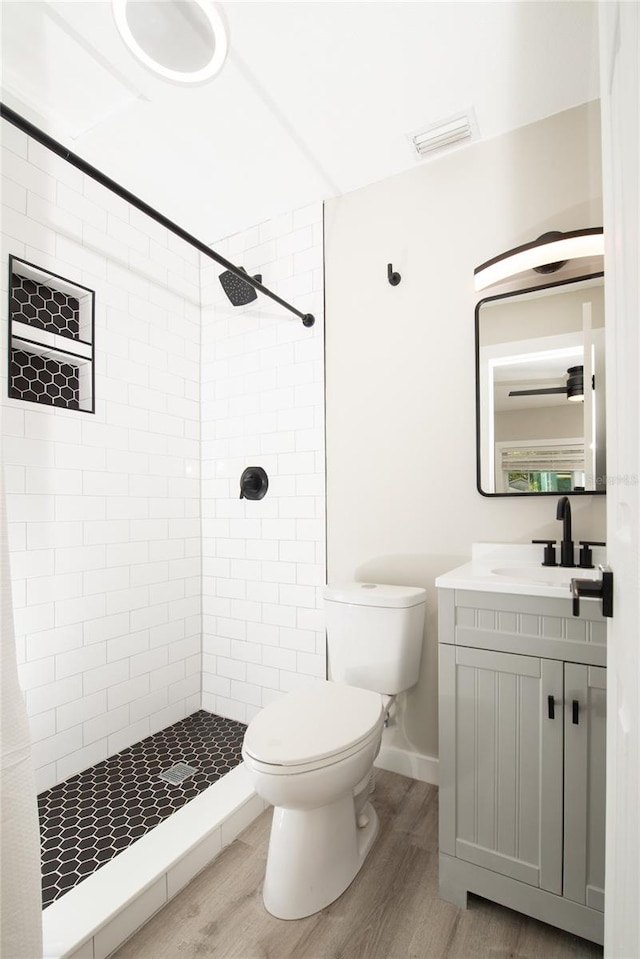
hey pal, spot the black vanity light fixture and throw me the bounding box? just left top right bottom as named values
left=474, top=227, right=604, bottom=292
left=508, top=365, right=585, bottom=403
left=531, top=231, right=568, bottom=274
left=112, top=0, right=228, bottom=84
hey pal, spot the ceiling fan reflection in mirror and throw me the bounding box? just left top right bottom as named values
left=508, top=364, right=585, bottom=402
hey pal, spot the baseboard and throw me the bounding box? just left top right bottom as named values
left=375, top=744, right=439, bottom=785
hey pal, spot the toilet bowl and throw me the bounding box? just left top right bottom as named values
left=243, top=581, right=427, bottom=920
left=242, top=681, right=386, bottom=920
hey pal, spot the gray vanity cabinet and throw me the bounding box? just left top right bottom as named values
left=439, top=645, right=565, bottom=892
left=438, top=588, right=606, bottom=945
left=563, top=663, right=607, bottom=913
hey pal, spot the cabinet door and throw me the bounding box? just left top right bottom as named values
left=439, top=645, right=564, bottom=892
left=563, top=663, right=607, bottom=911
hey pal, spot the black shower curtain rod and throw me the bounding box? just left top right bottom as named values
left=0, top=103, right=315, bottom=328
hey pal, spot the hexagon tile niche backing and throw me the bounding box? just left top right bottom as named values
left=38, top=711, right=246, bottom=907
left=8, top=256, right=95, bottom=413
left=11, top=348, right=80, bottom=410
left=11, top=272, right=80, bottom=337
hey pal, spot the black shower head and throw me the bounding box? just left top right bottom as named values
left=218, top=267, right=262, bottom=306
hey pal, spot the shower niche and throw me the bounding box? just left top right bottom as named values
left=8, top=255, right=95, bottom=413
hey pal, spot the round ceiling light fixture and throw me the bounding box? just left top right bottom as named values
left=112, top=0, right=228, bottom=84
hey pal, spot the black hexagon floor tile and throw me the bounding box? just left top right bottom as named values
left=38, top=711, right=246, bottom=908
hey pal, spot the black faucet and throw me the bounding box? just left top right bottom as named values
left=556, top=496, right=575, bottom=567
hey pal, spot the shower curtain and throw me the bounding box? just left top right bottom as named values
left=1, top=464, right=43, bottom=958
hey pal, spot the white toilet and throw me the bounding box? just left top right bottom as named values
left=242, top=581, right=427, bottom=920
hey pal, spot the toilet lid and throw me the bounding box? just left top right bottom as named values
left=243, top=682, right=384, bottom=767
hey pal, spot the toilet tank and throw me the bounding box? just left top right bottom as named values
left=324, top=582, right=426, bottom=695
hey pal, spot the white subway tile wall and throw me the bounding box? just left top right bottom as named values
left=2, top=117, right=327, bottom=789
left=200, top=208, right=326, bottom=723
left=1, top=120, right=202, bottom=792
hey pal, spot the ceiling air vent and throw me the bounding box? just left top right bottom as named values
left=409, top=111, right=477, bottom=159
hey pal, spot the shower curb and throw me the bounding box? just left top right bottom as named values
left=42, top=764, right=265, bottom=959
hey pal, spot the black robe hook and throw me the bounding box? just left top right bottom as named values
left=387, top=263, right=401, bottom=286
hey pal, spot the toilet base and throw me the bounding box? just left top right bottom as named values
left=262, top=796, right=379, bottom=920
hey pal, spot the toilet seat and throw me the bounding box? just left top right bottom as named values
left=242, top=681, right=384, bottom=774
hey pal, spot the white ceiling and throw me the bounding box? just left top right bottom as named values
left=0, top=1, right=600, bottom=243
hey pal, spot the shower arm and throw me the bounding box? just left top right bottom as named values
left=0, top=103, right=315, bottom=328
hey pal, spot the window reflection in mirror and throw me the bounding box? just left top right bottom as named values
left=476, top=273, right=605, bottom=496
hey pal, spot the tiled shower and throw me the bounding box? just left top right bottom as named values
left=1, top=114, right=325, bottom=909
left=200, top=212, right=326, bottom=723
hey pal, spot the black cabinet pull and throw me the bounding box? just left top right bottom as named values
left=572, top=699, right=580, bottom=724
left=548, top=695, right=555, bottom=719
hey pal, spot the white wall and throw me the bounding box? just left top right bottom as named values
left=200, top=206, right=326, bottom=724
left=324, top=102, right=606, bottom=769
left=481, top=283, right=605, bottom=348
left=1, top=119, right=202, bottom=792
left=494, top=404, right=584, bottom=442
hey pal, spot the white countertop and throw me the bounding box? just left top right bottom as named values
left=435, top=543, right=607, bottom=600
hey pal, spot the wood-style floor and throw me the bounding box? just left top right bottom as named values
left=113, top=771, right=603, bottom=959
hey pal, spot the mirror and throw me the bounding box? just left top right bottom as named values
left=476, top=273, right=606, bottom=496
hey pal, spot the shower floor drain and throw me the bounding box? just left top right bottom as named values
left=158, top=762, right=197, bottom=785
